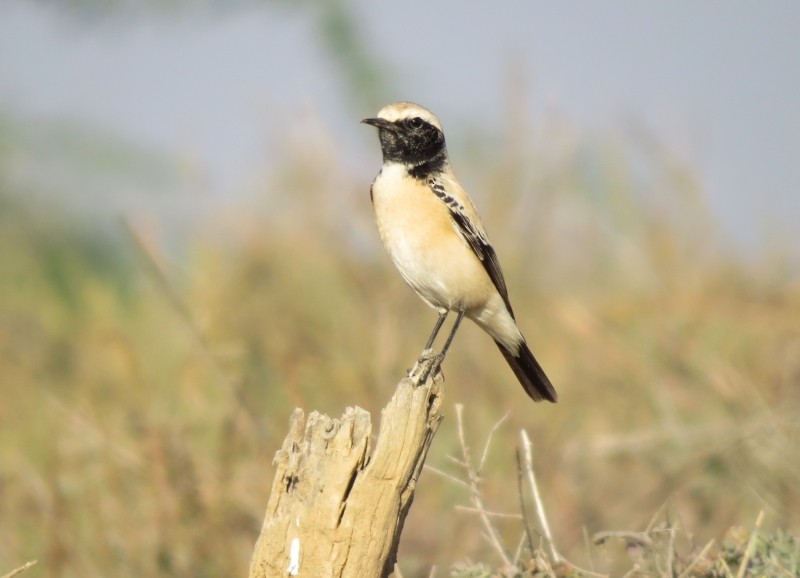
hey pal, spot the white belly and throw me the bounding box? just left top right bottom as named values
left=371, top=164, right=495, bottom=312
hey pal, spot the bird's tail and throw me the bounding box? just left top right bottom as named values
left=495, top=339, right=558, bottom=403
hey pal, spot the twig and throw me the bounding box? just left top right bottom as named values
left=423, top=465, right=471, bottom=489
left=393, top=562, right=405, bottom=578
left=645, top=499, right=670, bottom=533
left=675, top=505, right=695, bottom=552
left=718, top=556, right=735, bottom=578
left=445, top=455, right=468, bottom=468
left=677, top=539, right=715, bottom=578
left=513, top=531, right=527, bottom=566
left=455, top=505, right=522, bottom=519
left=735, top=509, right=764, bottom=578
left=621, top=567, right=640, bottom=578
left=564, top=562, right=609, bottom=578
left=516, top=445, right=536, bottom=555
left=583, top=525, right=596, bottom=573
left=520, top=429, right=561, bottom=563
left=427, top=565, right=437, bottom=578
left=534, top=550, right=558, bottom=578
left=593, top=530, right=655, bottom=548
left=517, top=434, right=607, bottom=578
left=478, top=411, right=510, bottom=473
left=666, top=523, right=677, bottom=578
left=455, top=404, right=512, bottom=568
left=1, top=561, right=37, bottom=578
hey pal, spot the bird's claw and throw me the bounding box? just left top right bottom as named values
left=409, top=349, right=444, bottom=383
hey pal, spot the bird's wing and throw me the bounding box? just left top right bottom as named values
left=428, top=177, right=515, bottom=318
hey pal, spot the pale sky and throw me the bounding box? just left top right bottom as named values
left=1, top=1, right=798, bottom=255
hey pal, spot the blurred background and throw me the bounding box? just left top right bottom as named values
left=1, top=1, right=799, bottom=577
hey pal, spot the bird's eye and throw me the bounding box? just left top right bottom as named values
left=408, top=117, right=424, bottom=128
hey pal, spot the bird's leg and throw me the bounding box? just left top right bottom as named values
left=421, top=310, right=448, bottom=356
left=410, top=311, right=449, bottom=379
left=440, top=309, right=465, bottom=356
left=432, top=308, right=465, bottom=367
left=413, top=309, right=466, bottom=383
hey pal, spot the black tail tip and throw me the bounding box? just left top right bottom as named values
left=495, top=340, right=558, bottom=403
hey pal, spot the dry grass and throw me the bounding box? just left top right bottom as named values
left=1, top=109, right=798, bottom=577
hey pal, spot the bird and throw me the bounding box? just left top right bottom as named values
left=363, top=101, right=558, bottom=403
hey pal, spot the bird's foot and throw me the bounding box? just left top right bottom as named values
left=408, top=349, right=433, bottom=377
left=409, top=349, right=444, bottom=384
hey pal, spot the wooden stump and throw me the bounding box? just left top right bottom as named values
left=248, top=362, right=445, bottom=578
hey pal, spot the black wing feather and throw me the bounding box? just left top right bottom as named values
left=428, top=179, right=515, bottom=318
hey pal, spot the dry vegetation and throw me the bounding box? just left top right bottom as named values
left=1, top=106, right=798, bottom=577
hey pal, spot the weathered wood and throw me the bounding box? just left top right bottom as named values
left=248, top=361, right=445, bottom=578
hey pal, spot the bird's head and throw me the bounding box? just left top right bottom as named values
left=363, top=102, right=448, bottom=176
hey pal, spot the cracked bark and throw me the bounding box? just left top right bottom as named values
left=248, top=362, right=445, bottom=578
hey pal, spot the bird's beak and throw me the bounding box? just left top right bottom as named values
left=362, top=117, right=397, bottom=131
